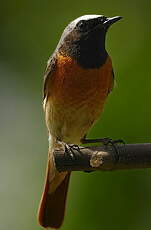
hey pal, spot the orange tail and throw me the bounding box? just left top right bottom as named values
left=38, top=157, right=70, bottom=229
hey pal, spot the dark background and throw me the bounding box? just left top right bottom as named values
left=1, top=1, right=151, bottom=230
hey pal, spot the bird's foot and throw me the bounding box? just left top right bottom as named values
left=81, top=137, right=125, bottom=164
left=81, top=137, right=125, bottom=146
left=64, top=143, right=82, bottom=159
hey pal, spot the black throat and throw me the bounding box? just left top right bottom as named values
left=58, top=29, right=108, bottom=69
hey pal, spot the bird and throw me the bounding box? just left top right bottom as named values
left=38, top=14, right=122, bottom=229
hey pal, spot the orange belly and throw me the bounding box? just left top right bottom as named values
left=45, top=54, right=113, bottom=144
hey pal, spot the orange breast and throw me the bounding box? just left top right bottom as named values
left=46, top=54, right=113, bottom=143
left=49, top=54, right=113, bottom=109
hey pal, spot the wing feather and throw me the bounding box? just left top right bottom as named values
left=107, top=69, right=115, bottom=94
left=43, top=55, right=56, bottom=101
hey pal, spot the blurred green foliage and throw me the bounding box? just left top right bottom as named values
left=1, top=1, right=151, bottom=230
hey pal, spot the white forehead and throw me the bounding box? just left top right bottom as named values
left=72, top=14, right=102, bottom=24
left=61, top=14, right=103, bottom=37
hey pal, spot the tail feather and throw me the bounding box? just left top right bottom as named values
left=38, top=157, right=70, bottom=228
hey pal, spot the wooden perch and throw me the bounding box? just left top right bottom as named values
left=54, top=143, right=151, bottom=172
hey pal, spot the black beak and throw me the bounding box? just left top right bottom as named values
left=103, top=16, right=122, bottom=29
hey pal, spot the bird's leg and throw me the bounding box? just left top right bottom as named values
left=81, top=137, right=125, bottom=145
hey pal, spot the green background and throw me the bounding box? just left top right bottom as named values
left=1, top=1, right=151, bottom=230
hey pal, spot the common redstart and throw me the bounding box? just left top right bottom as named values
left=38, top=14, right=122, bottom=229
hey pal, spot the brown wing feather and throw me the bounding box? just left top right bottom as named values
left=107, top=68, right=114, bottom=95
left=43, top=55, right=56, bottom=101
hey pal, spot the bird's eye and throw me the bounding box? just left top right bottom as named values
left=99, top=16, right=107, bottom=23
left=77, top=20, right=87, bottom=31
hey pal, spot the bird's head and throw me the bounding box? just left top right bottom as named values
left=57, top=15, right=122, bottom=68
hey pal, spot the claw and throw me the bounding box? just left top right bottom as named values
left=103, top=138, right=125, bottom=146
left=81, top=137, right=125, bottom=164
left=64, top=143, right=81, bottom=159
